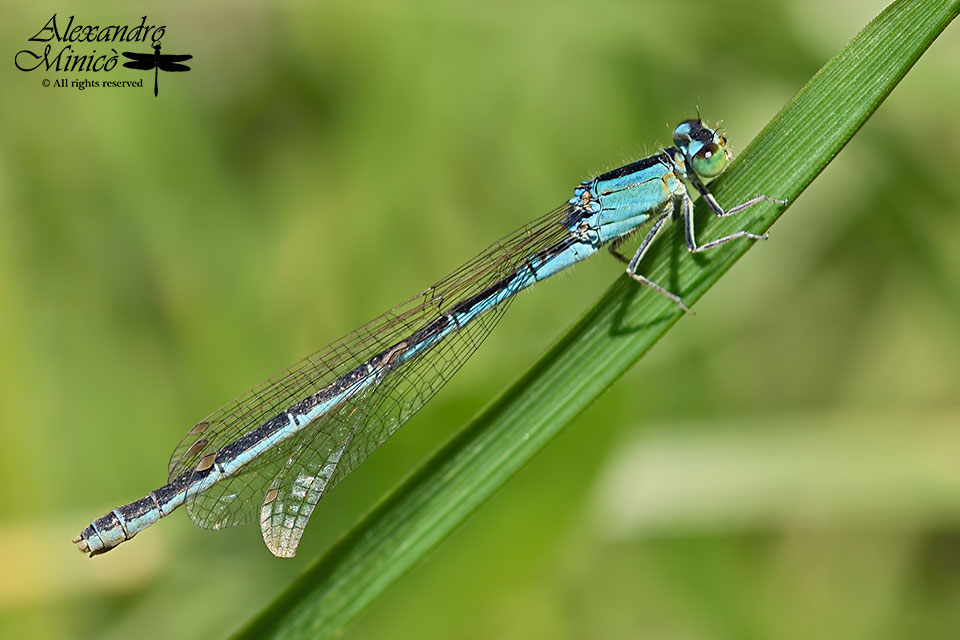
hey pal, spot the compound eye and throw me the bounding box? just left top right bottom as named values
left=672, top=119, right=699, bottom=146
left=691, top=142, right=727, bottom=178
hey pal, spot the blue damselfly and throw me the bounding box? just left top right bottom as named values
left=75, top=119, right=781, bottom=557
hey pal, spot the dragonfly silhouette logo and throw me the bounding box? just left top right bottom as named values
left=122, top=42, right=192, bottom=97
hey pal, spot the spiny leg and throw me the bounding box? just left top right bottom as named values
left=687, top=174, right=786, bottom=218
left=682, top=191, right=768, bottom=253
left=608, top=209, right=692, bottom=313
left=701, top=192, right=785, bottom=217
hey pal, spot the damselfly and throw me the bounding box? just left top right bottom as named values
left=75, top=119, right=782, bottom=558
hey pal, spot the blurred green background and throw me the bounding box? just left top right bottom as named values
left=2, top=0, right=960, bottom=638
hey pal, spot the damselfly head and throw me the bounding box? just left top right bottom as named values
left=673, top=119, right=730, bottom=181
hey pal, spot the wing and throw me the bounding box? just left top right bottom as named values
left=122, top=51, right=153, bottom=61
left=122, top=59, right=157, bottom=70
left=159, top=54, right=193, bottom=62
left=257, top=231, right=531, bottom=556
left=257, top=379, right=380, bottom=556
left=157, top=61, right=191, bottom=72
left=169, top=204, right=573, bottom=548
left=184, top=364, right=376, bottom=534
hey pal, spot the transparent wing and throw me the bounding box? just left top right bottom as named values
left=258, top=237, right=527, bottom=556
left=169, top=204, right=574, bottom=535
left=258, top=378, right=381, bottom=556
left=182, top=369, right=375, bottom=532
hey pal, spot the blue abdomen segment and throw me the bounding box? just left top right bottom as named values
left=75, top=371, right=382, bottom=556
left=77, top=495, right=165, bottom=555
left=396, top=236, right=599, bottom=366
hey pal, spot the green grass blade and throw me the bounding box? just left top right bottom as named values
left=234, top=1, right=959, bottom=637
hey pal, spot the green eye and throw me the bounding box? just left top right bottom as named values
left=691, top=143, right=727, bottom=178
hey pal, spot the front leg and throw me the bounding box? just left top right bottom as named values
left=681, top=191, right=768, bottom=253
left=687, top=173, right=786, bottom=218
